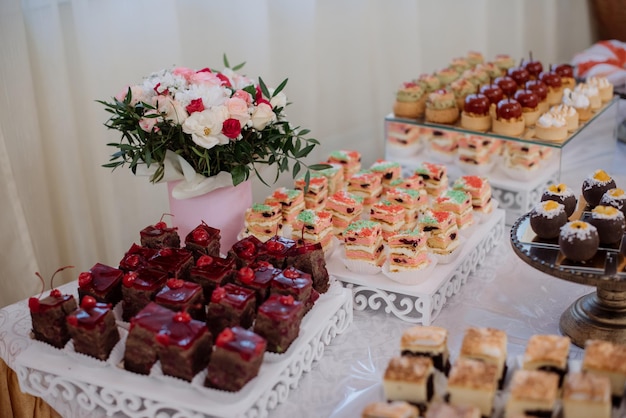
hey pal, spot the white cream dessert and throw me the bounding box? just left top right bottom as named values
left=401, top=325, right=450, bottom=375
left=562, top=371, right=612, bottom=418
left=446, top=357, right=499, bottom=417
left=362, top=401, right=419, bottom=418
left=458, top=327, right=508, bottom=387
left=383, top=356, right=435, bottom=411
left=549, top=104, right=579, bottom=132
left=535, top=112, right=567, bottom=141
left=505, top=369, right=559, bottom=418
left=574, top=83, right=602, bottom=110
left=587, top=76, right=614, bottom=102
left=562, top=88, right=592, bottom=121
left=522, top=334, right=570, bottom=386
left=582, top=339, right=626, bottom=404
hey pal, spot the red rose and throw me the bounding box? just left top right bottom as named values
left=222, top=118, right=242, bottom=139
left=216, top=73, right=232, bottom=88
left=196, top=67, right=212, bottom=73
left=255, top=85, right=263, bottom=101
left=186, top=98, right=204, bottom=114
left=256, top=98, right=272, bottom=108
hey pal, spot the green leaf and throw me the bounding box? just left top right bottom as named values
left=298, top=129, right=311, bottom=136
left=309, top=163, right=333, bottom=171
left=232, top=61, right=246, bottom=72
left=259, top=77, right=270, bottom=99
left=272, top=78, right=288, bottom=97
left=293, top=161, right=301, bottom=178
left=223, top=54, right=230, bottom=68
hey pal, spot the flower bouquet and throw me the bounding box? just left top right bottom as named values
left=98, top=55, right=325, bottom=198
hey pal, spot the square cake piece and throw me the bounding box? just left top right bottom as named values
left=66, top=296, right=120, bottom=360
left=419, top=210, right=460, bottom=256
left=370, top=200, right=407, bottom=240
left=188, top=254, right=236, bottom=301
left=254, top=294, right=304, bottom=353
left=347, top=170, right=384, bottom=207
left=206, top=283, right=256, bottom=337
left=434, top=189, right=474, bottom=230
left=328, top=149, right=362, bottom=178
left=265, top=187, right=306, bottom=225
left=244, top=202, right=283, bottom=242
left=154, top=278, right=206, bottom=321
left=294, top=172, right=329, bottom=210
left=29, top=289, right=77, bottom=348
left=425, top=401, right=480, bottom=418
left=582, top=339, right=626, bottom=405
left=562, top=371, right=612, bottom=418
left=205, top=326, right=266, bottom=392
left=140, top=220, right=180, bottom=249
left=522, top=334, right=570, bottom=386
left=344, top=219, right=386, bottom=267
left=118, top=243, right=156, bottom=272
left=233, top=262, right=281, bottom=306
left=77, top=262, right=124, bottom=305
left=184, top=222, right=221, bottom=260
left=401, top=325, right=450, bottom=375
left=388, top=229, right=431, bottom=273
left=270, top=266, right=313, bottom=306
left=414, top=162, right=448, bottom=197
left=326, top=190, right=364, bottom=238
left=121, top=267, right=168, bottom=321
left=459, top=327, right=508, bottom=388
left=257, top=235, right=298, bottom=269
left=361, top=401, right=419, bottom=418
left=291, top=209, right=334, bottom=252
left=285, top=241, right=331, bottom=294
left=148, top=247, right=194, bottom=280
left=228, top=235, right=264, bottom=269
left=446, top=357, right=499, bottom=418
left=504, top=369, right=559, bottom=418
left=383, top=356, right=435, bottom=415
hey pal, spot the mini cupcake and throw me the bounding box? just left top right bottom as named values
left=587, top=76, right=614, bottom=103
left=478, top=62, right=503, bottom=80
left=599, top=188, right=626, bottom=217
left=559, top=221, right=599, bottom=262
left=530, top=200, right=568, bottom=239
left=461, top=68, right=490, bottom=89
left=541, top=183, right=577, bottom=217
left=494, top=54, right=516, bottom=75
left=425, top=89, right=460, bottom=125
left=435, top=68, right=460, bottom=86
left=393, top=82, right=426, bottom=119
left=535, top=112, right=568, bottom=142
left=450, top=78, right=477, bottom=110
left=548, top=104, right=579, bottom=132
left=492, top=98, right=525, bottom=137
left=449, top=57, right=472, bottom=74
left=525, top=79, right=550, bottom=114
left=562, top=88, right=592, bottom=122
left=582, top=169, right=617, bottom=208
left=417, top=73, right=441, bottom=93
left=588, top=205, right=626, bottom=245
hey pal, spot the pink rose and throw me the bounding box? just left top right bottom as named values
left=222, top=118, right=242, bottom=139
left=172, top=67, right=195, bottom=81
left=225, top=97, right=250, bottom=124
left=251, top=102, right=276, bottom=130
left=115, top=85, right=147, bottom=106
left=233, top=89, right=252, bottom=105
left=190, top=71, right=221, bottom=86
left=216, top=73, right=232, bottom=88
left=139, top=111, right=160, bottom=133
left=186, top=98, right=205, bottom=114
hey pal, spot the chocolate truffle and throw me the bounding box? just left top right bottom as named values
left=530, top=200, right=568, bottom=239
left=582, top=169, right=616, bottom=208
left=559, top=221, right=599, bottom=262
left=599, top=188, right=626, bottom=218
left=541, top=183, right=577, bottom=217
left=588, top=205, right=625, bottom=245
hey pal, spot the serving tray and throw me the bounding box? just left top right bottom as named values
left=15, top=280, right=353, bottom=418
left=327, top=209, right=505, bottom=325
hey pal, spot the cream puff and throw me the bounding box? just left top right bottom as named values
left=425, top=89, right=460, bottom=124
left=494, top=54, right=516, bottom=75
left=435, top=68, right=460, bottom=86
left=417, top=73, right=441, bottom=93
left=393, top=82, right=426, bottom=119
left=466, top=51, right=485, bottom=67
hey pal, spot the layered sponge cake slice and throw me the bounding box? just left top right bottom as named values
left=326, top=190, right=364, bottom=237
left=264, top=187, right=305, bottom=225
left=370, top=200, right=406, bottom=240
left=387, top=229, right=430, bottom=272
left=291, top=209, right=334, bottom=252
left=418, top=210, right=460, bottom=255
left=343, top=219, right=385, bottom=267
left=244, top=202, right=283, bottom=241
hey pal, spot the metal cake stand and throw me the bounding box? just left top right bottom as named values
left=510, top=212, right=626, bottom=348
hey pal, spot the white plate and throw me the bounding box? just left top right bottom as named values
left=381, top=256, right=437, bottom=285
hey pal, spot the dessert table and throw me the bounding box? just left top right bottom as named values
left=1, top=100, right=626, bottom=418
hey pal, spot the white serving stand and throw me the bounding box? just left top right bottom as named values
left=15, top=281, right=353, bottom=418
left=327, top=208, right=505, bottom=325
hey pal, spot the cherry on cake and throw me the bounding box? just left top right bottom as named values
left=513, top=89, right=541, bottom=127
left=492, top=98, right=525, bottom=137
left=343, top=219, right=386, bottom=267
left=294, top=172, right=329, bottom=211
left=228, top=235, right=264, bottom=269
left=387, top=229, right=430, bottom=273
left=66, top=296, right=119, bottom=361
left=504, top=369, right=559, bottom=418
left=147, top=247, right=194, bottom=280
left=30, top=287, right=77, bottom=349
left=206, top=283, right=256, bottom=338
left=184, top=222, right=221, bottom=261
left=139, top=219, right=180, bottom=249
left=552, top=63, right=577, bottom=90
left=562, top=371, right=612, bottom=418
left=383, top=356, right=435, bottom=415
left=253, top=294, right=304, bottom=353
left=290, top=209, right=334, bottom=252
left=494, top=75, right=518, bottom=98
left=257, top=235, right=297, bottom=269
left=370, top=200, right=407, bottom=241
left=582, top=339, right=626, bottom=406
left=446, top=357, right=499, bottom=418
left=270, top=266, right=313, bottom=312
left=327, top=149, right=362, bottom=178
left=188, top=254, right=236, bottom=301
left=121, top=267, right=168, bottom=321
left=400, top=325, right=450, bottom=375
left=285, top=241, right=331, bottom=294
left=525, top=79, right=550, bottom=114
left=154, top=278, right=206, bottom=321
left=119, top=243, right=156, bottom=272
left=77, top=262, right=124, bottom=306
left=347, top=170, right=384, bottom=208
left=458, top=327, right=508, bottom=388
left=538, top=70, right=564, bottom=105
left=326, top=190, right=364, bottom=237
left=205, top=326, right=266, bottom=392
left=233, top=262, right=280, bottom=307
left=243, top=202, right=283, bottom=242
left=522, top=334, right=570, bottom=386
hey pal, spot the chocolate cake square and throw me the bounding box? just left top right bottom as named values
left=285, top=241, right=330, bottom=293
left=66, top=296, right=120, bottom=360
left=188, top=254, right=236, bottom=301
left=148, top=247, right=193, bottom=280
left=140, top=221, right=180, bottom=249
left=206, top=283, right=256, bottom=338
left=121, top=267, right=168, bottom=321
left=124, top=302, right=211, bottom=379
left=228, top=235, right=263, bottom=269
left=184, top=222, right=221, bottom=260
left=233, top=261, right=281, bottom=307
left=77, top=262, right=124, bottom=305
left=155, top=278, right=206, bottom=321
left=205, top=326, right=266, bottom=391
left=253, top=294, right=304, bottom=353
left=270, top=266, right=313, bottom=308
left=118, top=243, right=156, bottom=272
left=256, top=235, right=298, bottom=268
left=29, top=289, right=77, bottom=348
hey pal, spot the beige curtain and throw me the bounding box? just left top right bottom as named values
left=0, top=0, right=594, bottom=308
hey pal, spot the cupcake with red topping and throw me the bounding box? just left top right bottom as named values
left=492, top=98, right=525, bottom=137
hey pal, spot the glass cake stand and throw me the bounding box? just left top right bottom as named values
left=510, top=212, right=626, bottom=348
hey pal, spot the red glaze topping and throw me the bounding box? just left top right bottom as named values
left=463, top=93, right=490, bottom=115
left=258, top=294, right=303, bottom=322
left=78, top=263, right=123, bottom=293
left=130, top=302, right=207, bottom=348
left=287, top=241, right=324, bottom=256
left=513, top=89, right=539, bottom=109
left=522, top=58, right=543, bottom=78
left=507, top=66, right=530, bottom=87
left=209, top=283, right=255, bottom=308
left=29, top=292, right=74, bottom=314
left=66, top=301, right=111, bottom=330
left=196, top=255, right=214, bottom=268
left=140, top=223, right=177, bottom=238
left=186, top=223, right=220, bottom=246
left=190, top=255, right=235, bottom=281
left=496, top=98, right=523, bottom=120
left=148, top=248, right=193, bottom=274
left=272, top=268, right=312, bottom=296
left=173, top=311, right=191, bottom=323
left=539, top=71, right=562, bottom=88
left=119, top=244, right=155, bottom=271
left=551, top=63, right=574, bottom=78
left=156, top=280, right=201, bottom=304
left=494, top=76, right=518, bottom=97
left=232, top=235, right=263, bottom=260
left=260, top=236, right=297, bottom=256
left=123, top=267, right=167, bottom=290
left=479, top=83, right=504, bottom=105
left=525, top=80, right=548, bottom=101
left=237, top=267, right=255, bottom=284
left=282, top=267, right=302, bottom=279
left=215, top=326, right=267, bottom=361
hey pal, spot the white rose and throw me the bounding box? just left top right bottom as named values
left=269, top=91, right=287, bottom=110
left=251, top=103, right=277, bottom=130
left=182, top=107, right=229, bottom=150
